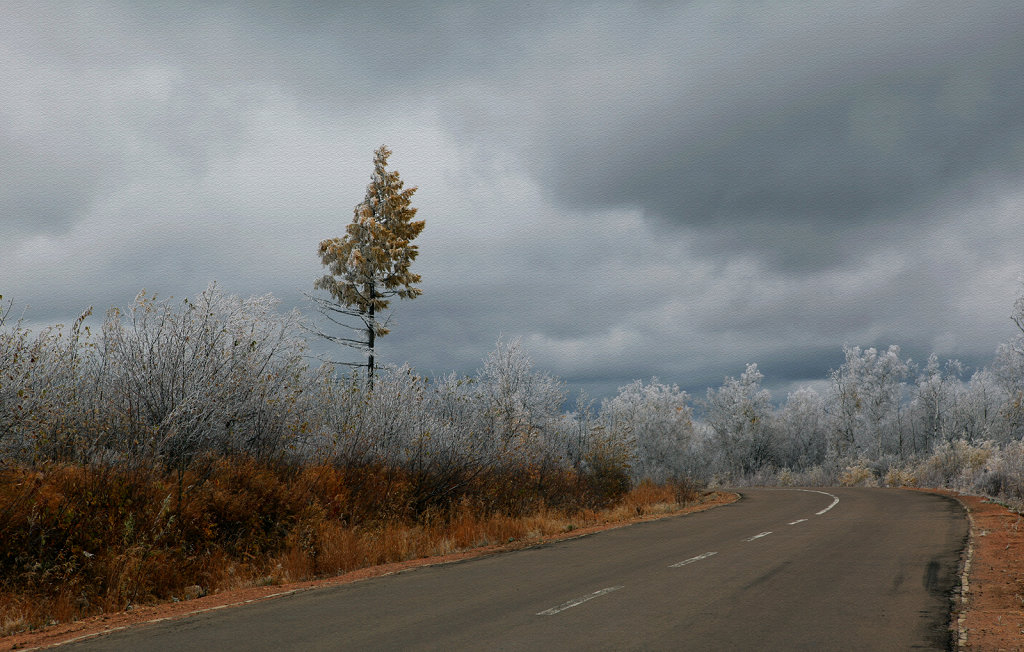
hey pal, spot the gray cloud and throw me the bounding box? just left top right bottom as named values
left=428, top=3, right=1024, bottom=271
left=3, top=2, right=1024, bottom=403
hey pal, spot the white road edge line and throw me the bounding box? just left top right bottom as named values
left=788, top=518, right=808, bottom=525
left=815, top=494, right=840, bottom=515
left=537, top=586, right=624, bottom=616
left=744, top=531, right=772, bottom=542
left=670, top=551, right=718, bottom=567
left=788, top=488, right=840, bottom=516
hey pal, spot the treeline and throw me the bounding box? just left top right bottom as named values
left=694, top=350, right=1024, bottom=504
left=3, top=283, right=1024, bottom=502
left=0, top=285, right=636, bottom=503
left=680, top=286, right=1024, bottom=507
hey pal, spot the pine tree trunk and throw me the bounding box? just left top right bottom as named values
left=367, top=286, right=376, bottom=390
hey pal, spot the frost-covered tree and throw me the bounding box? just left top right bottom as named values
left=827, top=345, right=911, bottom=460
left=703, top=363, right=775, bottom=477
left=602, top=379, right=695, bottom=482
left=990, top=283, right=1024, bottom=439
left=907, top=354, right=965, bottom=449
left=313, top=145, right=425, bottom=385
left=955, top=368, right=1011, bottom=443
left=775, top=387, right=828, bottom=470
left=475, top=338, right=565, bottom=458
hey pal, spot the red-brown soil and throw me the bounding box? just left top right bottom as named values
left=929, top=490, right=1024, bottom=651
left=3, top=492, right=738, bottom=650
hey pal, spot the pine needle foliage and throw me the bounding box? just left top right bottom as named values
left=313, top=145, right=425, bottom=383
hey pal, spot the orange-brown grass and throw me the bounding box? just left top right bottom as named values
left=261, top=480, right=706, bottom=586
left=0, top=458, right=705, bottom=637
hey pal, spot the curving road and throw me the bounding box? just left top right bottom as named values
left=65, top=488, right=967, bottom=651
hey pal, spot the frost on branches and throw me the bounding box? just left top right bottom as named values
left=703, top=364, right=775, bottom=477
left=601, top=379, right=696, bottom=483
left=312, top=145, right=425, bottom=384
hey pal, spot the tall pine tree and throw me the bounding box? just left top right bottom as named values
left=313, top=145, right=425, bottom=385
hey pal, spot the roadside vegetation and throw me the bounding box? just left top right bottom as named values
left=2, top=277, right=1023, bottom=635
left=0, top=287, right=706, bottom=634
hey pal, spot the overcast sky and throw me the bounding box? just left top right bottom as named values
left=3, top=2, right=1024, bottom=401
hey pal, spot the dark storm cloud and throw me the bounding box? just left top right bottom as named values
left=121, top=2, right=550, bottom=108
left=518, top=3, right=1024, bottom=270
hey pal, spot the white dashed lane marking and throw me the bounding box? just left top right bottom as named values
left=537, top=586, right=624, bottom=616
left=743, top=531, right=772, bottom=542
left=788, top=518, right=808, bottom=525
left=670, top=551, right=717, bottom=568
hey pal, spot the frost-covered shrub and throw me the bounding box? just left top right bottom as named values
left=777, top=468, right=796, bottom=487
left=914, top=439, right=994, bottom=490
left=883, top=466, right=917, bottom=487
left=764, top=464, right=834, bottom=487
left=0, top=285, right=310, bottom=468
left=801, top=465, right=834, bottom=487
left=474, top=338, right=566, bottom=459
left=96, top=284, right=309, bottom=469
left=983, top=440, right=1024, bottom=509
left=861, top=453, right=904, bottom=483
left=839, top=460, right=877, bottom=487
left=0, top=299, right=96, bottom=462
left=743, top=466, right=783, bottom=487
left=309, top=342, right=635, bottom=510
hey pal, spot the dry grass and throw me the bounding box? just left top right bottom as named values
left=265, top=480, right=704, bottom=587
left=0, top=460, right=703, bottom=636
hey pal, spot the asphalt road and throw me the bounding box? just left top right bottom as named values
left=66, top=488, right=967, bottom=651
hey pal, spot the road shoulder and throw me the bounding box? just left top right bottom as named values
left=914, top=488, right=1024, bottom=650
